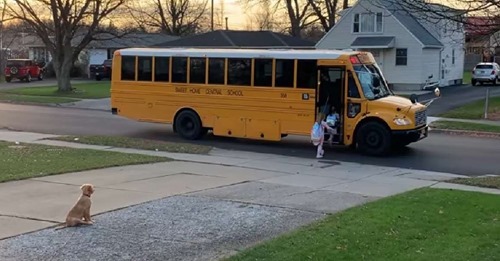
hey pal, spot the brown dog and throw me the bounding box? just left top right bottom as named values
left=55, top=184, right=95, bottom=230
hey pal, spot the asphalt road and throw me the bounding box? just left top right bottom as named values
left=1, top=103, right=499, bottom=176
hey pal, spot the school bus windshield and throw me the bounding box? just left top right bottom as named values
left=353, top=64, right=392, bottom=100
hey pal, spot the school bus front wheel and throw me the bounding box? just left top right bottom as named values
left=355, top=121, right=392, bottom=156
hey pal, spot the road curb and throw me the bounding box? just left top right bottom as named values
left=430, top=127, right=500, bottom=139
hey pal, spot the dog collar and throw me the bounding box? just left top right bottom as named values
left=83, top=193, right=91, bottom=198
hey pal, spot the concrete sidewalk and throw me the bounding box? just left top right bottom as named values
left=0, top=129, right=497, bottom=260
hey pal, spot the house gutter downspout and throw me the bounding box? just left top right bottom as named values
left=438, top=46, right=444, bottom=87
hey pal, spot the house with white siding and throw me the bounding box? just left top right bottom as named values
left=315, top=0, right=465, bottom=91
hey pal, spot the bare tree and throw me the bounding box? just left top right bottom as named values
left=214, top=0, right=225, bottom=30
left=307, top=0, right=340, bottom=33
left=129, top=0, right=209, bottom=36
left=244, top=0, right=278, bottom=31
left=242, top=0, right=317, bottom=37
left=6, top=0, right=125, bottom=92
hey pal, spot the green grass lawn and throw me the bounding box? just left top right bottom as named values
left=429, top=120, right=500, bottom=133
left=450, top=176, right=500, bottom=189
left=463, top=71, right=471, bottom=84
left=439, top=96, right=500, bottom=119
left=3, top=82, right=110, bottom=99
left=0, top=140, right=170, bottom=183
left=0, top=93, right=78, bottom=104
left=224, top=188, right=500, bottom=261
left=48, top=135, right=213, bottom=154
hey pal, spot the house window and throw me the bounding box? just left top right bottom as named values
left=452, top=49, right=455, bottom=65
left=395, top=49, right=407, bottom=66
left=353, top=12, right=383, bottom=33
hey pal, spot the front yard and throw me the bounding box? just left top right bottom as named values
left=0, top=82, right=110, bottom=104
left=439, top=96, right=500, bottom=120
left=225, top=188, right=500, bottom=260
left=0, top=140, right=169, bottom=183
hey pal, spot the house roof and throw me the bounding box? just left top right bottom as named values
left=85, top=33, right=179, bottom=48
left=23, top=33, right=178, bottom=49
left=379, top=0, right=443, bottom=48
left=153, top=30, right=316, bottom=48
left=351, top=36, right=395, bottom=48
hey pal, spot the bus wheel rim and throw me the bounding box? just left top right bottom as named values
left=366, top=131, right=380, bottom=147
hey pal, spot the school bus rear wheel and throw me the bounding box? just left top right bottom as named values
left=174, top=110, right=204, bottom=140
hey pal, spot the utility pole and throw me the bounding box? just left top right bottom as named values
left=225, top=17, right=228, bottom=30
left=211, top=0, right=214, bottom=31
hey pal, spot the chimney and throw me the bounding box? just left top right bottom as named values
left=225, top=17, right=228, bottom=30
left=343, top=0, right=348, bottom=9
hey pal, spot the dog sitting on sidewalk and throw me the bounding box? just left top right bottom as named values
left=55, top=184, right=95, bottom=230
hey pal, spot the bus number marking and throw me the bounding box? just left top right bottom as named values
left=280, top=93, right=287, bottom=98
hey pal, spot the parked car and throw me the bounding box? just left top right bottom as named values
left=89, top=59, right=112, bottom=81
left=471, top=62, right=500, bottom=86
left=4, top=59, right=44, bottom=82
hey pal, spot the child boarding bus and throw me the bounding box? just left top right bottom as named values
left=110, top=48, right=437, bottom=156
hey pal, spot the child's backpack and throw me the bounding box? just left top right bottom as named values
left=311, top=122, right=322, bottom=144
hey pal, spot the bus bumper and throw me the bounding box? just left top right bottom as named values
left=392, top=125, right=428, bottom=143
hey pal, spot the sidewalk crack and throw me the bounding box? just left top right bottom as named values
left=0, top=214, right=60, bottom=224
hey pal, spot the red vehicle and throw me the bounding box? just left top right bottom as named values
left=4, top=59, right=44, bottom=82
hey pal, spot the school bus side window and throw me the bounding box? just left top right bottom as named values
left=172, top=57, right=188, bottom=83
left=138, top=56, right=152, bottom=81
left=208, top=58, right=225, bottom=84
left=190, top=57, right=206, bottom=84
left=254, top=59, right=273, bottom=87
left=228, top=58, right=251, bottom=86
left=121, top=56, right=135, bottom=81
left=348, top=71, right=361, bottom=98
left=154, top=57, right=170, bottom=82
left=275, top=59, right=294, bottom=88
left=296, top=59, right=317, bottom=89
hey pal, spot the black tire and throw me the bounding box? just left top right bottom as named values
left=471, top=79, right=476, bottom=86
left=5, top=77, right=11, bottom=83
left=355, top=121, right=391, bottom=156
left=174, top=110, right=203, bottom=140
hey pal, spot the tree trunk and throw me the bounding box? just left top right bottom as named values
left=53, top=56, right=73, bottom=92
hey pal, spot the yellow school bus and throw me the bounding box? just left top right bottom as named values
left=110, top=48, right=434, bottom=156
